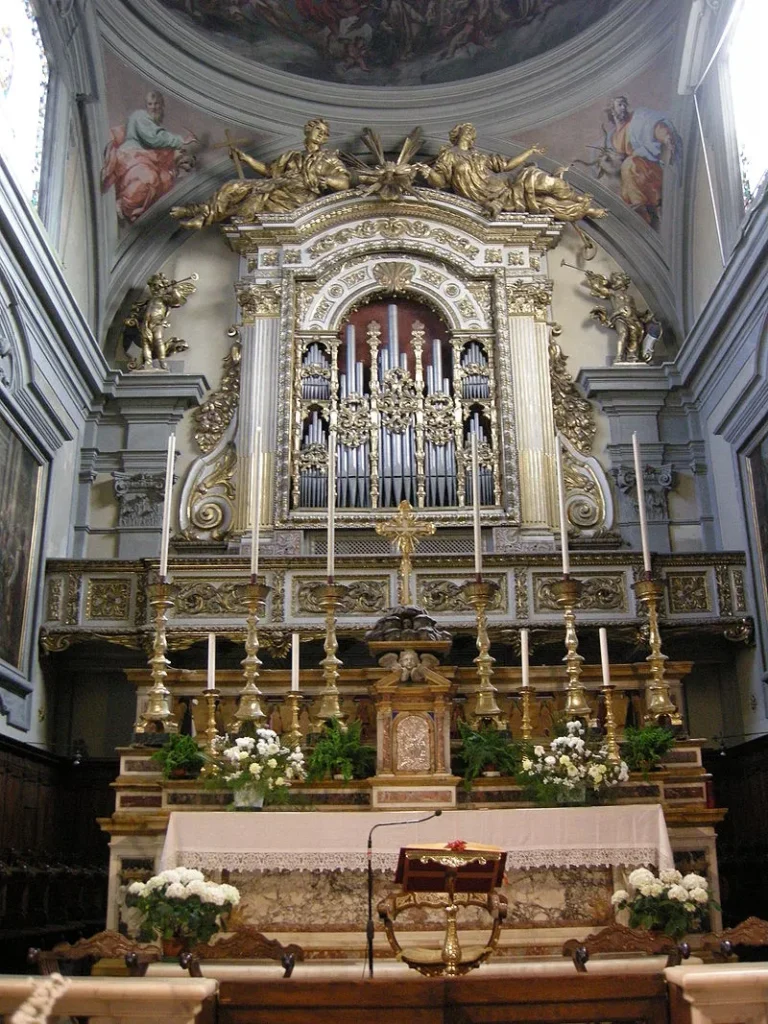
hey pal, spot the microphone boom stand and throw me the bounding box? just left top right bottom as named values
left=366, top=809, right=442, bottom=978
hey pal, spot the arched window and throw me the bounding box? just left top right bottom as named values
left=725, top=0, right=768, bottom=206
left=292, top=297, right=500, bottom=512
left=0, top=0, right=49, bottom=206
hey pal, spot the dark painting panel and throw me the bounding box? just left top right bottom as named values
left=0, top=415, right=40, bottom=671
left=156, top=0, right=620, bottom=86
left=748, top=434, right=768, bottom=617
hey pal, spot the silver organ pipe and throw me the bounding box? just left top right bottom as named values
left=296, top=311, right=495, bottom=512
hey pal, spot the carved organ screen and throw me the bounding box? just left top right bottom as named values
left=293, top=298, right=499, bottom=512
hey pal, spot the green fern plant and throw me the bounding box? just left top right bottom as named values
left=151, top=733, right=205, bottom=779
left=307, top=719, right=376, bottom=782
left=621, top=724, right=676, bottom=778
left=456, top=721, right=521, bottom=789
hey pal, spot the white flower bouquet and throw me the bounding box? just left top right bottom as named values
left=124, top=868, right=240, bottom=946
left=516, top=719, right=629, bottom=804
left=206, top=728, right=307, bottom=804
left=612, top=867, right=718, bottom=940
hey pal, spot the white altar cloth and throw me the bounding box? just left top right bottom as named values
left=161, top=805, right=673, bottom=874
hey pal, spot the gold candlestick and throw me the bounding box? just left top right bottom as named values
left=198, top=688, right=221, bottom=778
left=551, top=577, right=592, bottom=722
left=232, top=579, right=270, bottom=734
left=520, top=685, right=533, bottom=742
left=602, top=683, right=621, bottom=763
left=314, top=581, right=348, bottom=727
left=633, top=575, right=680, bottom=725
left=284, top=692, right=304, bottom=749
left=464, top=579, right=503, bottom=727
left=137, top=579, right=178, bottom=733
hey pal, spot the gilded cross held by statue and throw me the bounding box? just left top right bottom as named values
left=212, top=129, right=254, bottom=180
left=375, top=500, right=436, bottom=606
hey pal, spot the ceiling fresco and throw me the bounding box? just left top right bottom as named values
left=154, top=0, right=622, bottom=87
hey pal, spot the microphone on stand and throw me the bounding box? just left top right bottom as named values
left=366, top=809, right=443, bottom=979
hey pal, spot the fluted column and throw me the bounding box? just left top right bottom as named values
left=507, top=284, right=557, bottom=528
left=234, top=281, right=282, bottom=533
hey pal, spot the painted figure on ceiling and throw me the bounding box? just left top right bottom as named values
left=101, top=91, right=197, bottom=224
left=602, top=95, right=681, bottom=228
left=170, top=117, right=350, bottom=229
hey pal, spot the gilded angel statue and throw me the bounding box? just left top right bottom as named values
left=124, top=272, right=198, bottom=371
left=584, top=270, right=661, bottom=364
left=170, top=118, right=350, bottom=229
left=416, top=122, right=607, bottom=223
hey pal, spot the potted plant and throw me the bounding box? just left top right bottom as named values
left=612, top=867, right=719, bottom=940
left=151, top=733, right=205, bottom=779
left=456, top=721, right=521, bottom=789
left=306, top=719, right=376, bottom=782
left=621, top=724, right=676, bottom=778
left=517, top=719, right=629, bottom=805
left=206, top=728, right=307, bottom=808
left=124, top=868, right=240, bottom=955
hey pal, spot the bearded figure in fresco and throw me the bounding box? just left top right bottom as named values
left=101, top=91, right=197, bottom=224
left=170, top=118, right=350, bottom=229
left=418, top=122, right=607, bottom=223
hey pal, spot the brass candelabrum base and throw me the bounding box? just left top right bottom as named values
left=232, top=580, right=270, bottom=735
left=314, top=581, right=348, bottom=729
left=284, top=691, right=303, bottom=749
left=137, top=579, right=179, bottom=734
left=519, top=684, right=533, bottom=741
left=551, top=576, right=592, bottom=723
left=463, top=579, right=503, bottom=729
left=601, top=682, right=621, bottom=764
left=633, top=575, right=681, bottom=726
left=199, top=688, right=220, bottom=778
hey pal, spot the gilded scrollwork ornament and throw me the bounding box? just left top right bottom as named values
left=337, top=393, right=371, bottom=449
left=548, top=323, right=595, bottom=454
left=194, top=334, right=241, bottom=455
left=372, top=261, right=415, bottom=294
left=378, top=367, right=419, bottom=434
left=236, top=282, right=282, bottom=322
left=180, top=443, right=237, bottom=541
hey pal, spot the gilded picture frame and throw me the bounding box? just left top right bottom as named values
left=0, top=414, right=42, bottom=672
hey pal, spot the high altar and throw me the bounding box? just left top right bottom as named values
left=78, top=121, right=731, bottom=960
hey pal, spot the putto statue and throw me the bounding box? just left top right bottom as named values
left=124, top=272, right=198, bottom=371
left=170, top=118, right=351, bottom=229
left=584, top=270, right=661, bottom=364
left=417, top=122, right=607, bottom=223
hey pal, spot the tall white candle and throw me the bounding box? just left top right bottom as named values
left=632, top=432, right=652, bottom=573
left=471, top=434, right=482, bottom=577
left=250, top=426, right=262, bottom=577
left=291, top=632, right=300, bottom=691
left=207, top=632, right=216, bottom=690
left=598, top=627, right=611, bottom=687
left=554, top=436, right=570, bottom=576
left=327, top=429, right=336, bottom=579
left=159, top=433, right=176, bottom=579
left=520, top=627, right=530, bottom=688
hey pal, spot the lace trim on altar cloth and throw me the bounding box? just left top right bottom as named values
left=173, top=846, right=663, bottom=874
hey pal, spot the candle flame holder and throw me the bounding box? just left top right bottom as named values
left=463, top=580, right=503, bottom=728
left=231, top=580, right=270, bottom=735
left=551, top=577, right=592, bottom=722
left=633, top=575, right=681, bottom=726
left=198, top=688, right=221, bottom=778
left=284, top=691, right=304, bottom=749
left=137, top=579, right=179, bottom=734
left=314, top=582, right=349, bottom=728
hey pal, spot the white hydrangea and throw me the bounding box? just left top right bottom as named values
left=689, top=886, right=709, bottom=904
left=611, top=889, right=629, bottom=906
left=127, top=881, right=146, bottom=895
left=681, top=873, right=708, bottom=891
left=667, top=884, right=689, bottom=902
left=533, top=745, right=545, bottom=756
left=628, top=867, right=655, bottom=888
left=164, top=881, right=189, bottom=900
left=660, top=868, right=683, bottom=885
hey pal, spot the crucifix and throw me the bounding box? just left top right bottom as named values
left=210, top=129, right=253, bottom=180
left=375, top=500, right=436, bottom=606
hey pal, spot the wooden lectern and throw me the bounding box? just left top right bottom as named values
left=377, top=842, right=508, bottom=977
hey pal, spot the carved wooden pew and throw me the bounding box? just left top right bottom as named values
left=562, top=922, right=690, bottom=972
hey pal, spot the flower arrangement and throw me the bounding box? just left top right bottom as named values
left=207, top=728, right=307, bottom=803
left=517, top=720, right=629, bottom=804
left=124, top=868, right=240, bottom=946
left=611, top=867, right=718, bottom=940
